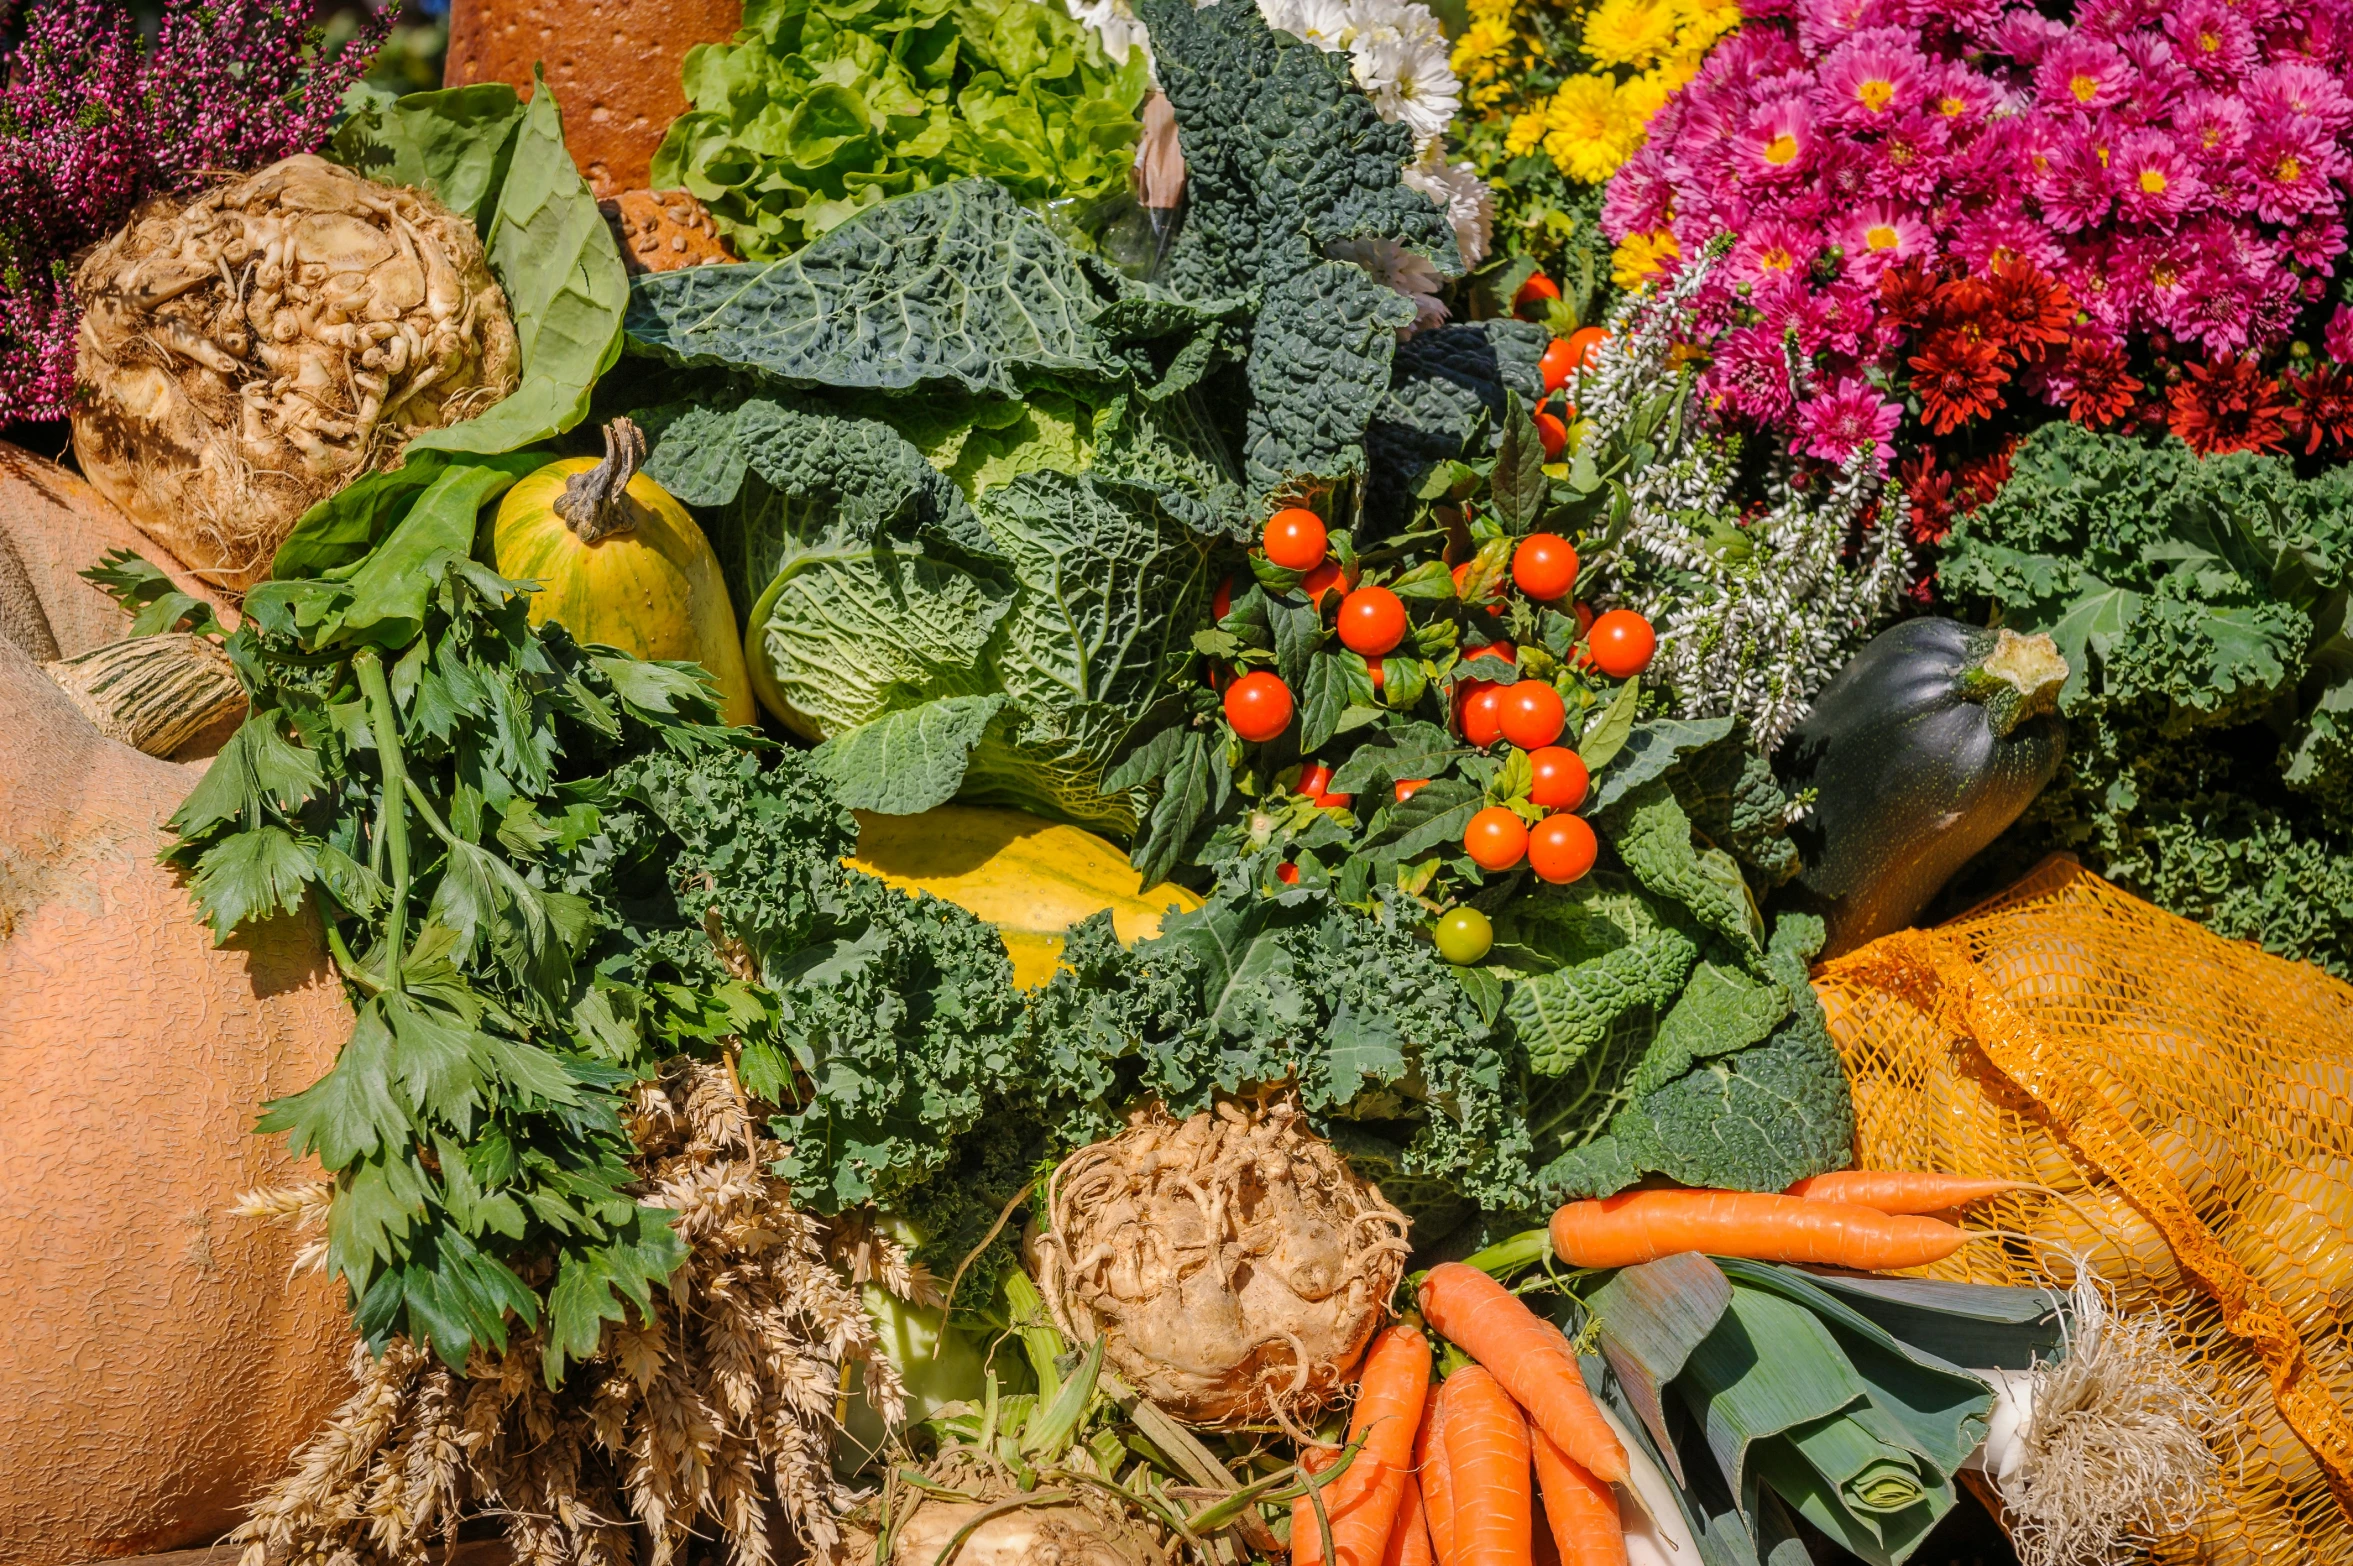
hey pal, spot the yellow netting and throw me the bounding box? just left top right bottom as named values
left=1812, top=856, right=2353, bottom=1564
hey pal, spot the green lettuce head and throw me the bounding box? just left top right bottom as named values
left=651, top=0, right=1149, bottom=259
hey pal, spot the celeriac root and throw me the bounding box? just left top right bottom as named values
left=1028, top=1094, right=1410, bottom=1430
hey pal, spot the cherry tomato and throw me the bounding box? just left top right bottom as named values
left=1527, top=746, right=1589, bottom=811
left=1394, top=777, right=1430, bottom=802
left=1514, top=273, right=1561, bottom=315
left=1575, top=601, right=1595, bottom=635
left=1303, top=559, right=1349, bottom=608
left=1534, top=411, right=1568, bottom=460
left=1587, top=608, right=1658, bottom=679
left=1565, top=325, right=1607, bottom=371
left=1367, top=657, right=1387, bottom=694
left=1263, top=508, right=1327, bottom=571
left=1297, top=761, right=1354, bottom=810
left=1462, top=640, right=1516, bottom=669
left=1498, top=681, right=1567, bottom=749
left=1464, top=805, right=1530, bottom=871
left=1452, top=560, right=1507, bottom=602
left=1528, top=813, right=1598, bottom=885
left=1433, top=905, right=1494, bottom=964
left=1224, top=670, right=1294, bottom=742
left=1511, top=534, right=1579, bottom=602
left=1459, top=683, right=1506, bottom=747
left=1212, top=576, right=1233, bottom=622
left=1337, top=585, right=1408, bottom=657
left=1540, top=336, right=1579, bottom=395
left=1276, top=859, right=1301, bottom=885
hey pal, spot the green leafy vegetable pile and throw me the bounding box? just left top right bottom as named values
left=650, top=0, right=1149, bottom=259
left=1939, top=422, right=2353, bottom=975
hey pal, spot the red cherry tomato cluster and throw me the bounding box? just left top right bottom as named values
left=1223, top=670, right=1293, bottom=743
left=1263, top=507, right=1327, bottom=571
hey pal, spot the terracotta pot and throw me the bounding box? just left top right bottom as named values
left=444, top=0, right=746, bottom=197
left=0, top=443, right=353, bottom=1563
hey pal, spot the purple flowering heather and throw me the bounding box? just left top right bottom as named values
left=0, top=0, right=387, bottom=424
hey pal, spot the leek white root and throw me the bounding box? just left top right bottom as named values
left=1966, top=1277, right=2217, bottom=1566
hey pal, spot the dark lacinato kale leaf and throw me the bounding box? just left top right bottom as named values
left=1366, top=319, right=1549, bottom=532
left=1133, top=0, right=1460, bottom=498
left=1938, top=423, right=2353, bottom=974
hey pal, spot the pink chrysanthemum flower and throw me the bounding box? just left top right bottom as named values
left=2037, top=35, right=2132, bottom=112
left=1730, top=220, right=1822, bottom=288
left=2173, top=90, right=2251, bottom=164
left=1862, top=110, right=1953, bottom=201
left=1839, top=205, right=1935, bottom=275
left=2165, top=1, right=2256, bottom=86
left=2039, top=129, right=2117, bottom=231
left=1703, top=323, right=1805, bottom=423
left=2245, top=121, right=2340, bottom=224
left=2114, top=130, right=2200, bottom=224
left=1792, top=377, right=1902, bottom=470
left=2249, top=59, right=2353, bottom=134
left=1817, top=30, right=1927, bottom=127
left=2325, top=305, right=2353, bottom=367
left=1739, top=94, right=1819, bottom=180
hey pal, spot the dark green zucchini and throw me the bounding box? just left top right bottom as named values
left=1776, top=620, right=2067, bottom=959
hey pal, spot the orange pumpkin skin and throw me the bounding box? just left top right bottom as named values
left=0, top=638, right=353, bottom=1561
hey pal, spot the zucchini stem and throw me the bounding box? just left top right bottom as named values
left=1959, top=628, right=2068, bottom=737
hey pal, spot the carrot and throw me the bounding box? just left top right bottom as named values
left=1532, top=1423, right=1626, bottom=1566
left=1382, top=1472, right=1436, bottom=1566
left=1414, top=1391, right=1456, bottom=1564
left=1785, top=1170, right=2025, bottom=1214
left=1294, top=1325, right=1432, bottom=1565
left=1549, top=1190, right=1967, bottom=1271
left=1438, top=1366, right=1533, bottom=1566
left=1416, top=1263, right=1628, bottom=1485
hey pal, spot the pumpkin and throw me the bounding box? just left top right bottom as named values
left=1777, top=620, right=2068, bottom=960
left=492, top=417, right=756, bottom=726
left=0, top=636, right=351, bottom=1563
left=844, top=804, right=1202, bottom=988
left=0, top=441, right=232, bottom=665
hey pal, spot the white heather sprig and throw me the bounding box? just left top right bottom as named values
left=1579, top=257, right=1913, bottom=754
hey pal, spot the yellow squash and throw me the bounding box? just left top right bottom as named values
left=845, top=805, right=1202, bottom=988
left=492, top=417, right=756, bottom=726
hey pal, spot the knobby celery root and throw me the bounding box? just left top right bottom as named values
left=72, top=155, right=521, bottom=592
left=1028, top=1096, right=1411, bottom=1429
left=832, top=1446, right=1182, bottom=1566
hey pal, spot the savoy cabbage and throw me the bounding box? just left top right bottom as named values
left=1938, top=423, right=2353, bottom=974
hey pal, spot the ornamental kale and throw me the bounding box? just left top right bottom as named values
left=1939, top=421, right=2353, bottom=974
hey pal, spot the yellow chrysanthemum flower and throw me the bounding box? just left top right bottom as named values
left=1583, top=0, right=1679, bottom=70
left=1618, top=72, right=1672, bottom=126
left=1451, top=18, right=1519, bottom=86
left=1505, top=108, right=1549, bottom=156
left=1611, top=228, right=1680, bottom=288
left=1540, top=75, right=1644, bottom=181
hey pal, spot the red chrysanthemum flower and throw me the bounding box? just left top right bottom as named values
left=2284, top=362, right=2353, bottom=456
left=1910, top=329, right=2009, bottom=434
left=1898, top=449, right=1955, bottom=546
left=1981, top=256, right=2075, bottom=364
left=2059, top=336, right=2146, bottom=427
left=2167, top=354, right=2290, bottom=455
left=1880, top=261, right=1944, bottom=329
left=1954, top=436, right=2020, bottom=511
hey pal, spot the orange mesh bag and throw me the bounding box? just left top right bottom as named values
left=1811, top=856, right=2353, bottom=1564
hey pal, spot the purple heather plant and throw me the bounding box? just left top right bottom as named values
left=0, top=0, right=387, bottom=424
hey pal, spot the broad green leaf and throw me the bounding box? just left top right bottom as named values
left=810, top=694, right=1008, bottom=814
left=339, top=458, right=540, bottom=642
left=408, top=81, right=629, bottom=457
left=1577, top=675, right=1641, bottom=773
left=259, top=998, right=404, bottom=1169
left=188, top=825, right=319, bottom=936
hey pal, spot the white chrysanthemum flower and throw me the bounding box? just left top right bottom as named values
left=1401, top=143, right=1493, bottom=268
left=1285, top=0, right=1358, bottom=51
left=1256, top=0, right=1305, bottom=32
left=1350, top=28, right=1459, bottom=141
left=1328, top=236, right=1449, bottom=334
left=1068, top=0, right=1155, bottom=65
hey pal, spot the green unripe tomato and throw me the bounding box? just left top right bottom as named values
left=1433, top=906, right=1494, bottom=965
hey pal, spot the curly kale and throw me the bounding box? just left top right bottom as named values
left=1939, top=423, right=2353, bottom=973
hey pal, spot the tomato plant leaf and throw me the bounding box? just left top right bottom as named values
left=1577, top=676, right=1641, bottom=772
